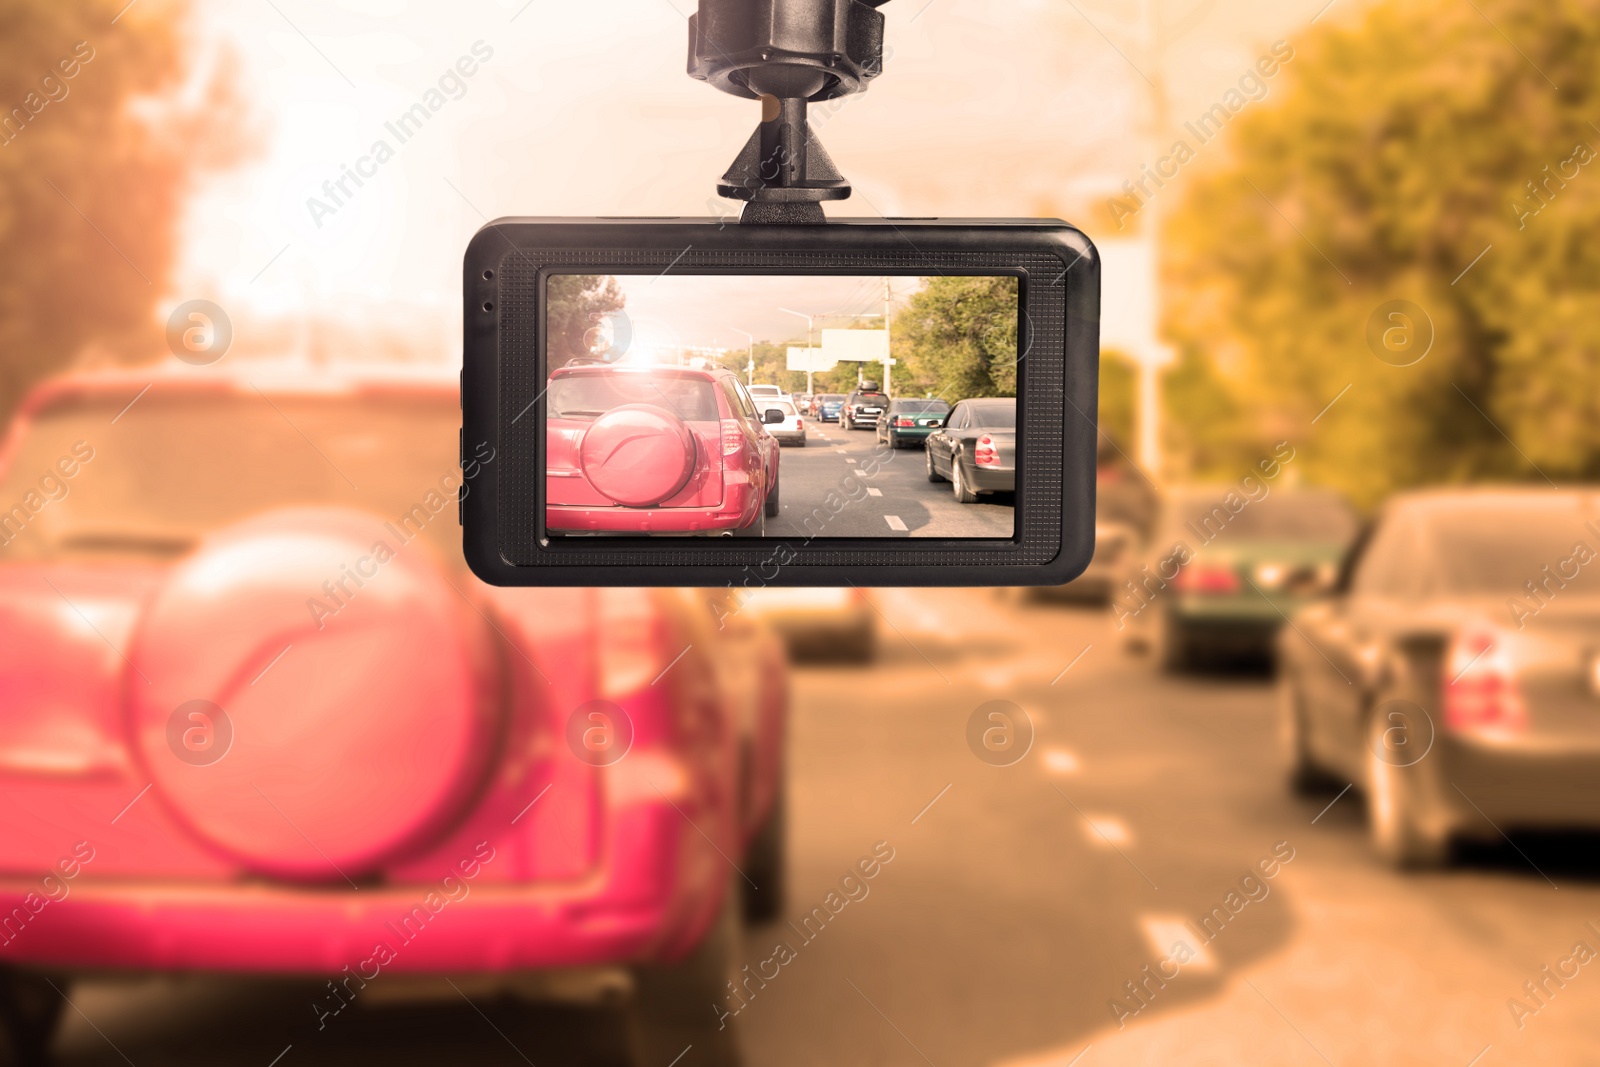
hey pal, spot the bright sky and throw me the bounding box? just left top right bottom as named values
left=604, top=274, right=914, bottom=356
left=174, top=0, right=1355, bottom=360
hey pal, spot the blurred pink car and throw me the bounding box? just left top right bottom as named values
left=0, top=365, right=786, bottom=1064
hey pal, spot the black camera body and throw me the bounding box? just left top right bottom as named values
left=460, top=216, right=1100, bottom=587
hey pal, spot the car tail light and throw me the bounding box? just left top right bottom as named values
left=721, top=418, right=744, bottom=456
left=974, top=434, right=1001, bottom=467
left=894, top=417, right=914, bottom=428
left=1442, top=629, right=1526, bottom=732
left=795, top=417, right=804, bottom=429
left=596, top=588, right=669, bottom=699
left=1174, top=561, right=1241, bottom=594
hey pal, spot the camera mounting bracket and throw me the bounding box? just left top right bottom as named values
left=688, top=0, right=892, bottom=224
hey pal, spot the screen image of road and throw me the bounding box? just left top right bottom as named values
left=543, top=273, right=1020, bottom=538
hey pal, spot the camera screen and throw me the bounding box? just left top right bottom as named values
left=543, top=273, right=1020, bottom=540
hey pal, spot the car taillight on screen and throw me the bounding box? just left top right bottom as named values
left=1442, top=629, right=1526, bottom=733
left=894, top=417, right=914, bottom=428
left=974, top=434, right=1000, bottom=467
left=1173, top=561, right=1241, bottom=594
left=795, top=417, right=804, bottom=429
left=721, top=419, right=744, bottom=456
left=596, top=588, right=668, bottom=699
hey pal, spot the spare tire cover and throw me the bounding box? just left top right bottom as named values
left=579, top=404, right=697, bottom=507
left=126, top=508, right=502, bottom=882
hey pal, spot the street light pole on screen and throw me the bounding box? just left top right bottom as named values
left=883, top=277, right=892, bottom=396
left=778, top=307, right=815, bottom=395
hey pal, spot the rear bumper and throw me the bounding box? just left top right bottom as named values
left=547, top=484, right=761, bottom=533
left=1170, top=617, right=1280, bottom=655
left=967, top=465, right=1015, bottom=493
left=760, top=607, right=875, bottom=656
left=1437, top=736, right=1600, bottom=832
left=772, top=431, right=806, bottom=445
left=1168, top=598, right=1311, bottom=651
left=0, top=759, right=729, bottom=976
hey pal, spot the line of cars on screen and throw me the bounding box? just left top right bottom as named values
left=1039, top=458, right=1600, bottom=871
left=794, top=384, right=1018, bottom=502
left=545, top=365, right=1015, bottom=538
left=0, top=360, right=872, bottom=1067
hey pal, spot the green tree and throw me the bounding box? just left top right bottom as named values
left=1099, top=349, right=1137, bottom=453
left=548, top=274, right=626, bottom=369
left=892, top=277, right=1019, bottom=402
left=0, top=0, right=246, bottom=421
left=1166, top=0, right=1600, bottom=508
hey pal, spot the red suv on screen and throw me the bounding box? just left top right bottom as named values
left=546, top=364, right=781, bottom=536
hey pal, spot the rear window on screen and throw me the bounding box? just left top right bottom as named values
left=543, top=273, right=1019, bottom=540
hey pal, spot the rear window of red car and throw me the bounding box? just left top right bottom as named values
left=549, top=371, right=721, bottom=422
left=0, top=391, right=462, bottom=560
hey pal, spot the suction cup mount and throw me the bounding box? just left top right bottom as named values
left=688, top=0, right=891, bottom=224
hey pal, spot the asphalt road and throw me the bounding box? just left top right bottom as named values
left=765, top=420, right=1014, bottom=540
left=45, top=593, right=1600, bottom=1065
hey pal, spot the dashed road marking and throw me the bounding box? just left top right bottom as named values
left=867, top=487, right=883, bottom=497
left=1042, top=748, right=1080, bottom=775
left=1083, top=814, right=1131, bottom=848
left=885, top=515, right=907, bottom=531
left=1140, top=915, right=1216, bottom=973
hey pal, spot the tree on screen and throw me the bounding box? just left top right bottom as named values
left=892, top=276, right=1020, bottom=402
left=1165, top=0, right=1600, bottom=506
left=547, top=275, right=626, bottom=371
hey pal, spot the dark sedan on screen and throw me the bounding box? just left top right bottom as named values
left=1279, top=488, right=1600, bottom=867
left=924, top=397, right=1015, bottom=503
left=876, top=398, right=951, bottom=449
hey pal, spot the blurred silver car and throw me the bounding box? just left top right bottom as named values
left=1279, top=488, right=1600, bottom=867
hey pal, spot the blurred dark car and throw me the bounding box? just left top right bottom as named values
left=1123, top=485, right=1359, bottom=670
left=1024, top=434, right=1158, bottom=605
left=875, top=398, right=950, bottom=449
left=546, top=363, right=781, bottom=536
left=924, top=398, right=1016, bottom=503
left=840, top=385, right=888, bottom=431
left=1014, top=520, right=1141, bottom=606
left=813, top=394, right=845, bottom=422
left=1279, top=488, right=1600, bottom=867
left=0, top=364, right=787, bottom=1064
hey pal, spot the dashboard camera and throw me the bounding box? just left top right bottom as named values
left=459, top=0, right=1101, bottom=587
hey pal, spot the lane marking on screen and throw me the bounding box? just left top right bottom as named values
left=885, top=515, right=908, bottom=532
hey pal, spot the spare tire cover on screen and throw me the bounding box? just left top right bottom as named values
left=579, top=403, right=698, bottom=507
